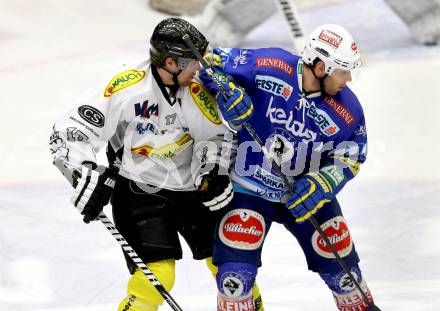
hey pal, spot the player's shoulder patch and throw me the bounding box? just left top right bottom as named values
left=104, top=69, right=145, bottom=97
left=323, top=90, right=358, bottom=127
left=189, top=81, right=221, bottom=125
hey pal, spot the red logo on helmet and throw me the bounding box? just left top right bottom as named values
left=351, top=41, right=358, bottom=51
left=311, top=216, right=353, bottom=258
left=318, top=30, right=343, bottom=48
left=219, top=209, right=265, bottom=250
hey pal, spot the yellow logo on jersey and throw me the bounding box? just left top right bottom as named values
left=131, top=133, right=193, bottom=159
left=104, top=70, right=145, bottom=97
left=189, top=81, right=221, bottom=125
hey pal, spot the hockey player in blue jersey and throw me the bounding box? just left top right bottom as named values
left=199, top=24, right=377, bottom=310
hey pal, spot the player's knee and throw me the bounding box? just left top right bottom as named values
left=216, top=262, right=257, bottom=297
left=208, top=258, right=265, bottom=310
left=120, top=259, right=176, bottom=308
left=124, top=204, right=181, bottom=273
left=319, top=265, right=374, bottom=311
left=216, top=262, right=258, bottom=310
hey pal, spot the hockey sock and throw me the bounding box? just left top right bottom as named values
left=319, top=265, right=374, bottom=311
left=118, top=259, right=176, bottom=310
left=205, top=257, right=265, bottom=311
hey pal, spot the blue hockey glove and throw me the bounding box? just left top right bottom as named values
left=286, top=172, right=335, bottom=223
left=217, top=82, right=254, bottom=126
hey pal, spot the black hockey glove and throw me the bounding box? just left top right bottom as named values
left=70, top=162, right=116, bottom=224
left=195, top=164, right=233, bottom=211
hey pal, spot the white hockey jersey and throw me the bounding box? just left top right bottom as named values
left=50, top=59, right=234, bottom=191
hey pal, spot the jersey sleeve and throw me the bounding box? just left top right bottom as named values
left=320, top=108, right=368, bottom=195
left=49, top=82, right=124, bottom=185
left=187, top=79, right=237, bottom=184
left=199, top=47, right=258, bottom=95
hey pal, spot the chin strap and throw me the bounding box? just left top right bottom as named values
left=162, top=66, right=180, bottom=97
left=172, top=71, right=179, bottom=86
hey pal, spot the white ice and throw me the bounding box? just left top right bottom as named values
left=1, top=0, right=440, bottom=310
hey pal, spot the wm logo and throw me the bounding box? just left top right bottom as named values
left=134, top=100, right=159, bottom=118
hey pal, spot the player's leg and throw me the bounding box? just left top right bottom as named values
left=176, top=190, right=266, bottom=310
left=284, top=198, right=375, bottom=310
left=117, top=260, right=176, bottom=311
left=205, top=257, right=265, bottom=311
left=112, top=177, right=183, bottom=310
left=210, top=192, right=273, bottom=310
left=319, top=264, right=374, bottom=311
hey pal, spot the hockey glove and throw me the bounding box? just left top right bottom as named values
left=203, top=52, right=223, bottom=68
left=70, top=162, right=116, bottom=223
left=195, top=164, right=234, bottom=211
left=217, top=82, right=254, bottom=126
left=286, top=172, right=335, bottom=223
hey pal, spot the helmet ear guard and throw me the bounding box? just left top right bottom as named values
left=176, top=57, right=199, bottom=70
left=301, top=24, right=362, bottom=77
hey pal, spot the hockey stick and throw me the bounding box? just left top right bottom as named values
left=54, top=159, right=184, bottom=311
left=98, top=212, right=183, bottom=311
left=183, top=36, right=381, bottom=311
left=274, top=0, right=306, bottom=53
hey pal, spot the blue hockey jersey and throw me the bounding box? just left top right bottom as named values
left=200, top=48, right=368, bottom=202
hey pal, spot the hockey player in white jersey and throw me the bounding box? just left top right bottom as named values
left=50, top=17, right=264, bottom=310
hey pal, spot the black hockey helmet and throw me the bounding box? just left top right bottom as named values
left=150, top=17, right=209, bottom=67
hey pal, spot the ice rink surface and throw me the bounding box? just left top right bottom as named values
left=1, top=0, right=440, bottom=310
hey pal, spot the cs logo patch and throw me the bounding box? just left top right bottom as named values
left=78, top=105, right=105, bottom=128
